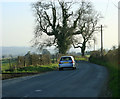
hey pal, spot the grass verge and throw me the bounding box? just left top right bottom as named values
left=90, top=59, right=119, bottom=97
left=75, top=56, right=89, bottom=61
left=2, top=63, right=58, bottom=80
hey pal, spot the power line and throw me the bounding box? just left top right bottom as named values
left=104, top=0, right=120, bottom=19
left=100, top=1, right=109, bottom=53
left=104, top=0, right=110, bottom=18
left=112, top=0, right=120, bottom=9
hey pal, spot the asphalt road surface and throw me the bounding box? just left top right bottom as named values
left=2, top=61, right=109, bottom=97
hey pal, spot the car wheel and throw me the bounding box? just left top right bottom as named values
left=73, top=67, right=76, bottom=70
left=59, top=68, right=61, bottom=71
left=59, top=68, right=63, bottom=71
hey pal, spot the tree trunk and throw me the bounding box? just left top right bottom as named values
left=81, top=47, right=85, bottom=56
left=81, top=41, right=86, bottom=57
left=59, top=46, right=68, bottom=54
left=57, top=35, right=71, bottom=54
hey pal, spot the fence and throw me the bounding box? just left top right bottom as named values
left=2, top=53, right=81, bottom=72
left=2, top=54, right=62, bottom=71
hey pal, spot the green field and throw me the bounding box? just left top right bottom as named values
left=2, top=58, right=17, bottom=71
left=2, top=62, right=58, bottom=73
left=74, top=55, right=89, bottom=61
left=3, top=63, right=58, bottom=73
left=2, top=62, right=58, bottom=80
left=1, top=55, right=89, bottom=80
left=1, top=56, right=89, bottom=72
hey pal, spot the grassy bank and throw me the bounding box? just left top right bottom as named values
left=90, top=58, right=119, bottom=97
left=2, top=58, right=16, bottom=71
left=89, top=46, right=120, bottom=98
left=75, top=55, right=119, bottom=97
left=74, top=55, right=89, bottom=61
left=2, top=63, right=58, bottom=80
left=75, top=54, right=119, bottom=97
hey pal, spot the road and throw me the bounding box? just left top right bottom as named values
left=2, top=61, right=108, bottom=97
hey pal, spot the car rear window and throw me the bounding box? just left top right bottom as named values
left=60, top=57, right=72, bottom=61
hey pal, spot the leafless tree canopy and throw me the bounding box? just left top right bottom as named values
left=32, top=0, right=100, bottom=54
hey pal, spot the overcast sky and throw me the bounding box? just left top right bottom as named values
left=0, top=0, right=120, bottom=52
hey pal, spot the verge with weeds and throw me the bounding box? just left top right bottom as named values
left=2, top=63, right=58, bottom=80
left=89, top=48, right=119, bottom=97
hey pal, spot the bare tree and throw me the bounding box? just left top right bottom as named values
left=72, top=1, right=100, bottom=56
left=32, top=0, right=94, bottom=54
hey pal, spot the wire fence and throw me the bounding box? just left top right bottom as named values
left=1, top=54, right=62, bottom=72
left=1, top=53, right=86, bottom=72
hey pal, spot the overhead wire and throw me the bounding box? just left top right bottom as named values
left=111, top=0, right=120, bottom=9
left=104, top=0, right=110, bottom=19
left=100, top=0, right=110, bottom=27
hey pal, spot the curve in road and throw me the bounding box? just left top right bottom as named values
left=2, top=61, right=108, bottom=97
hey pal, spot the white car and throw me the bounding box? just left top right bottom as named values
left=59, top=56, right=76, bottom=70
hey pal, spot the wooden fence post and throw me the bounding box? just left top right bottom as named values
left=24, top=57, right=26, bottom=67
left=8, top=58, right=11, bottom=70
left=56, top=54, right=57, bottom=63
left=52, top=55, right=55, bottom=63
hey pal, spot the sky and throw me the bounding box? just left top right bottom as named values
left=0, top=0, right=120, bottom=52
left=118, top=1, right=120, bottom=45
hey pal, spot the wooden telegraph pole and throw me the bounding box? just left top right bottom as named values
left=101, top=25, right=103, bottom=57
left=96, top=24, right=106, bottom=57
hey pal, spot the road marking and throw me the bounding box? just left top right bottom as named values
left=23, top=95, right=28, bottom=97
left=35, top=90, right=42, bottom=92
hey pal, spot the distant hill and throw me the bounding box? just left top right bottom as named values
left=0, top=46, right=37, bottom=58
left=0, top=46, right=84, bottom=58
left=0, top=46, right=56, bottom=58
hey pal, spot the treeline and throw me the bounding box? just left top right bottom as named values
left=89, top=47, right=119, bottom=64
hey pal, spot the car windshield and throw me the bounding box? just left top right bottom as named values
left=60, top=57, right=72, bottom=61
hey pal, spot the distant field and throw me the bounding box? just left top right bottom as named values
left=75, top=55, right=90, bottom=61
left=2, top=55, right=89, bottom=72
left=1, top=55, right=89, bottom=80
left=2, top=58, right=58, bottom=73
left=2, top=63, right=58, bottom=80
left=2, top=58, right=17, bottom=71
left=3, top=63, right=58, bottom=73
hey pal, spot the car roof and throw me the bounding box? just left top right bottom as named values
left=61, top=56, right=74, bottom=58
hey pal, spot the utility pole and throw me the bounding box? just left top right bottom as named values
left=94, top=39, right=95, bottom=51
left=93, top=38, right=96, bottom=51
left=101, top=25, right=103, bottom=57
left=96, top=23, right=106, bottom=56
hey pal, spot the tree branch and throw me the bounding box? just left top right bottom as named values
left=44, top=11, right=53, bottom=26
left=52, top=6, right=56, bottom=30
left=71, top=39, right=82, bottom=48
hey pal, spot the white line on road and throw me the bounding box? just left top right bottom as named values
left=23, top=95, right=28, bottom=97
left=35, top=90, right=42, bottom=92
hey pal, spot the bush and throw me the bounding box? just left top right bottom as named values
left=89, top=51, right=101, bottom=62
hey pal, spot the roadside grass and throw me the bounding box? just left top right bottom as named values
left=2, top=63, right=58, bottom=80
left=2, top=58, right=17, bottom=71
left=2, top=63, right=13, bottom=71
left=75, top=55, right=89, bottom=61
left=18, top=63, right=58, bottom=73
left=2, top=55, right=89, bottom=80
left=1, top=58, right=58, bottom=72
left=2, top=63, right=58, bottom=73
left=90, top=59, right=119, bottom=97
